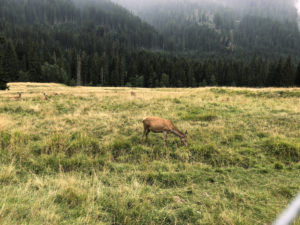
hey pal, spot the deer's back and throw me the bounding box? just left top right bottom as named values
left=143, top=117, right=174, bottom=131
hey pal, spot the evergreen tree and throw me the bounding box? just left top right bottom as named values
left=295, top=62, right=300, bottom=86
left=274, top=58, right=284, bottom=87
left=100, top=53, right=109, bottom=86
left=267, top=62, right=277, bottom=86
left=160, top=73, right=170, bottom=87
left=282, top=56, right=295, bottom=86
left=41, top=63, right=68, bottom=83
left=119, top=56, right=126, bottom=86
left=2, top=40, right=18, bottom=81
left=81, top=52, right=89, bottom=85
left=28, top=44, right=42, bottom=82
left=76, top=53, right=82, bottom=86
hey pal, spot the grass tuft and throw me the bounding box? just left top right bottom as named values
left=262, top=138, right=300, bottom=163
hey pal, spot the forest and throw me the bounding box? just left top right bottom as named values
left=1, top=0, right=300, bottom=87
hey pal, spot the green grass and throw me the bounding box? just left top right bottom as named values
left=0, top=83, right=300, bottom=224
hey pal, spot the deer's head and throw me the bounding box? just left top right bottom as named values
left=181, top=130, right=188, bottom=147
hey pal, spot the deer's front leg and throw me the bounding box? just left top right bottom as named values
left=163, top=131, right=168, bottom=148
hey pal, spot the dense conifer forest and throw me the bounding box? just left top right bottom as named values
left=1, top=0, right=300, bottom=87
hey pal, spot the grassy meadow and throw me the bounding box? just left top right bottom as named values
left=0, top=83, right=300, bottom=225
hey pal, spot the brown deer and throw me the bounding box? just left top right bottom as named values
left=43, top=93, right=49, bottom=100
left=130, top=91, right=136, bottom=96
left=10, top=92, right=22, bottom=100
left=142, top=117, right=188, bottom=147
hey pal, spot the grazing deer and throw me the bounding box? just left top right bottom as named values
left=142, top=117, right=188, bottom=147
left=130, top=91, right=136, bottom=96
left=43, top=93, right=48, bottom=100
left=10, top=92, right=22, bottom=100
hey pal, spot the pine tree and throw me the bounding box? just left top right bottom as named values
left=274, top=58, right=284, bottom=87
left=282, top=56, right=294, bottom=87
left=295, top=62, right=300, bottom=86
left=100, top=53, right=109, bottom=86
left=28, top=44, right=42, bottom=82
left=160, top=73, right=170, bottom=87
left=81, top=52, right=89, bottom=85
left=90, top=53, right=101, bottom=86
left=76, top=53, right=82, bottom=86
left=119, top=56, right=126, bottom=86
left=266, top=62, right=277, bottom=87
left=2, top=40, right=18, bottom=81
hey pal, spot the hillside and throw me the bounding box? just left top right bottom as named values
left=115, top=0, right=300, bottom=58
left=0, top=0, right=166, bottom=84
left=0, top=83, right=300, bottom=224
left=0, top=0, right=164, bottom=50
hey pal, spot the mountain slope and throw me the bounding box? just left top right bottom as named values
left=0, top=0, right=165, bottom=52
left=114, top=0, right=300, bottom=58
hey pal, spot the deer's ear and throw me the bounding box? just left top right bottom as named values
left=185, top=130, right=188, bottom=135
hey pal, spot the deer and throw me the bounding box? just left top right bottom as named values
left=142, top=117, right=188, bottom=147
left=130, top=91, right=136, bottom=96
left=43, top=93, right=48, bottom=100
left=10, top=92, right=22, bottom=100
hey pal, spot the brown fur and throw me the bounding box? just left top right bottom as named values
left=142, top=117, right=188, bottom=147
left=10, top=92, right=22, bottom=100
left=130, top=91, right=136, bottom=96
left=43, top=93, right=48, bottom=100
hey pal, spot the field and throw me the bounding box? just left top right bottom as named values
left=0, top=83, right=300, bottom=225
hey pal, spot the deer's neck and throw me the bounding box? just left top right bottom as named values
left=171, top=127, right=184, bottom=138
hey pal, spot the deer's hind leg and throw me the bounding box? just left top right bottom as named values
left=142, top=124, right=150, bottom=141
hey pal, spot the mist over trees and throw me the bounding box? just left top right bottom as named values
left=113, top=0, right=300, bottom=56
left=0, top=0, right=300, bottom=87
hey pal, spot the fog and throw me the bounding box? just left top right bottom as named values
left=112, top=0, right=300, bottom=18
left=296, top=0, right=300, bottom=15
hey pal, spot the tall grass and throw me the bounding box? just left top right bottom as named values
left=0, top=83, right=299, bottom=224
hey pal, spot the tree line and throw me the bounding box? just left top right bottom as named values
left=1, top=36, right=300, bottom=87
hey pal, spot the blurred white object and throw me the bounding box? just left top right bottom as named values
left=273, top=193, right=300, bottom=225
